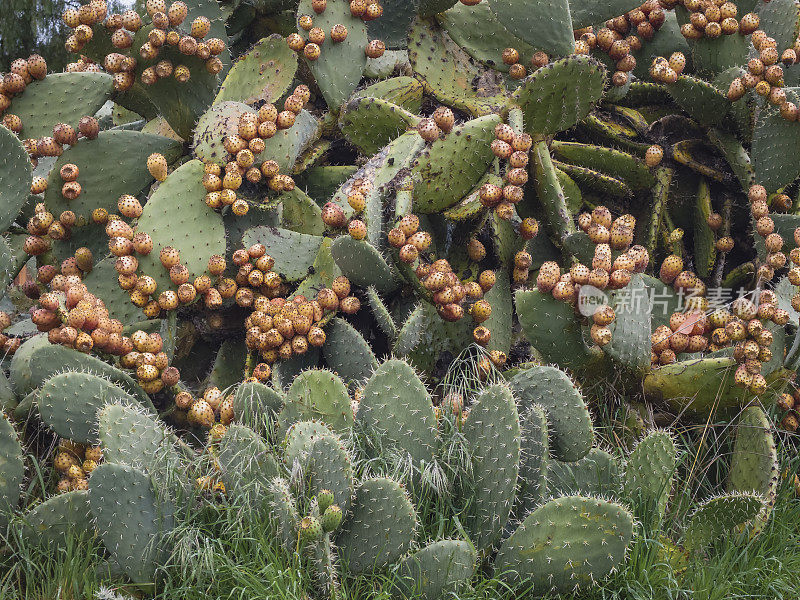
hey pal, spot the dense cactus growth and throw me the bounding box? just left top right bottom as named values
left=1, top=0, right=800, bottom=597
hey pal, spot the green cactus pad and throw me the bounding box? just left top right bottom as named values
left=354, top=77, right=425, bottom=113
left=0, top=370, right=15, bottom=413
left=0, top=416, right=24, bottom=530
left=438, top=2, right=536, bottom=72
left=16, top=337, right=149, bottom=404
left=643, top=358, right=752, bottom=416
left=307, top=434, right=355, bottom=515
left=218, top=424, right=279, bottom=505
left=408, top=18, right=505, bottom=116
left=707, top=128, right=754, bottom=191
left=89, top=463, right=175, bottom=585
left=516, top=403, right=548, bottom=512
left=0, top=125, right=32, bottom=233
left=553, top=160, right=633, bottom=198
left=461, top=384, right=521, bottom=551
left=215, top=35, right=297, bottom=105
left=366, top=286, right=397, bottom=340
left=569, top=0, right=645, bottom=29
left=392, top=540, right=477, bottom=600
left=691, top=34, right=749, bottom=77
left=727, top=406, right=779, bottom=532
left=296, top=0, right=367, bottom=109
left=330, top=237, right=399, bottom=293
left=11, top=72, right=113, bottom=139
left=193, top=101, right=255, bottom=165
left=21, top=490, right=93, bottom=548
left=280, top=188, right=324, bottom=235
left=606, top=274, right=653, bottom=373
left=509, top=365, right=594, bottom=462
left=261, top=109, right=321, bottom=173
left=533, top=141, right=577, bottom=243
left=496, top=496, right=634, bottom=592
left=293, top=237, right=343, bottom=300
left=82, top=257, right=144, bottom=326
left=337, top=477, right=417, bottom=573
left=550, top=141, right=655, bottom=190
left=412, top=114, right=500, bottom=213
left=693, top=178, right=717, bottom=279
left=515, top=289, right=596, bottom=371
left=241, top=226, right=322, bottom=282
left=233, top=380, right=284, bottom=436
left=339, top=96, right=420, bottom=156
left=513, top=56, right=606, bottom=136
left=38, top=372, right=139, bottom=445
left=208, top=339, right=247, bottom=391
left=273, top=350, right=322, bottom=390
left=547, top=449, right=620, bottom=499
left=279, top=369, right=353, bottom=434
left=486, top=0, right=574, bottom=56
left=366, top=0, right=420, bottom=48
left=666, top=75, right=729, bottom=127
left=684, top=493, right=765, bottom=553
left=322, top=318, right=379, bottom=384
left=97, top=403, right=185, bottom=492
left=331, top=131, right=425, bottom=246
left=418, top=0, right=458, bottom=16
left=283, top=420, right=337, bottom=467
left=268, top=477, right=300, bottom=553
left=44, top=130, right=181, bottom=220
left=631, top=12, right=689, bottom=80
left=358, top=358, right=437, bottom=465
left=622, top=430, right=677, bottom=523
left=758, top=0, right=799, bottom=52
left=135, top=159, right=226, bottom=293
left=751, top=99, right=800, bottom=194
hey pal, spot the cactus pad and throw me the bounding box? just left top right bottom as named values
left=0, top=125, right=32, bottom=233
left=296, top=0, right=367, bottom=109
left=509, top=365, right=594, bottom=462
left=486, top=0, right=574, bottom=56
left=193, top=101, right=255, bottom=165
left=330, top=237, right=399, bottom=293
left=392, top=540, right=477, bottom=600
left=45, top=130, right=181, bottom=220
left=283, top=420, right=337, bottom=467
left=751, top=98, right=800, bottom=194
left=321, top=318, right=379, bottom=385
left=22, top=490, right=93, bottom=548
left=279, top=369, right=353, bottom=434
left=357, top=358, right=436, bottom=465
left=241, top=226, right=322, bottom=282
left=38, top=371, right=138, bottom=445
left=89, top=463, right=175, bottom=585
left=214, top=35, right=297, bottom=105
left=622, top=430, right=677, bottom=523
left=412, top=114, right=500, bottom=213
left=135, top=159, right=226, bottom=293
left=461, top=384, right=521, bottom=550
left=233, top=380, right=284, bottom=436
left=684, top=493, right=765, bottom=553
left=337, top=477, right=417, bottom=573
left=307, top=434, right=355, bottom=515
left=339, top=96, right=420, bottom=156
left=513, top=56, right=606, bottom=136
left=218, top=424, right=279, bottom=505
left=546, top=449, right=620, bottom=499
left=606, top=274, right=653, bottom=373
left=666, top=75, right=730, bottom=127
left=11, top=72, right=113, bottom=139
left=495, top=496, right=634, bottom=592
left=0, top=416, right=24, bottom=530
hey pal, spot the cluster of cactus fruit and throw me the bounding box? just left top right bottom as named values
left=1, top=0, right=800, bottom=595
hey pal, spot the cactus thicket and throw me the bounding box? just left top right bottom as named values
left=1, top=0, right=799, bottom=596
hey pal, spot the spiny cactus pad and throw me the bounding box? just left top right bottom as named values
left=38, top=371, right=138, bottom=445
left=21, top=490, right=93, bottom=548
left=358, top=358, right=436, bottom=465
left=509, top=365, right=594, bottom=462
left=684, top=493, right=765, bottom=554
left=461, top=384, right=521, bottom=551
left=392, top=540, right=477, bottom=600
left=0, top=416, right=24, bottom=530
left=89, top=462, right=175, bottom=585
left=218, top=424, right=279, bottom=506
left=495, top=496, right=634, bottom=592
left=486, top=0, right=574, bottom=57
left=622, top=430, right=677, bottom=523
left=546, top=448, right=620, bottom=499
left=0, top=125, right=32, bottom=233
left=307, top=434, right=355, bottom=515
left=322, top=318, right=379, bottom=384
left=279, top=369, right=353, bottom=434
left=214, top=35, right=298, bottom=105
left=337, top=477, right=417, bottom=574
